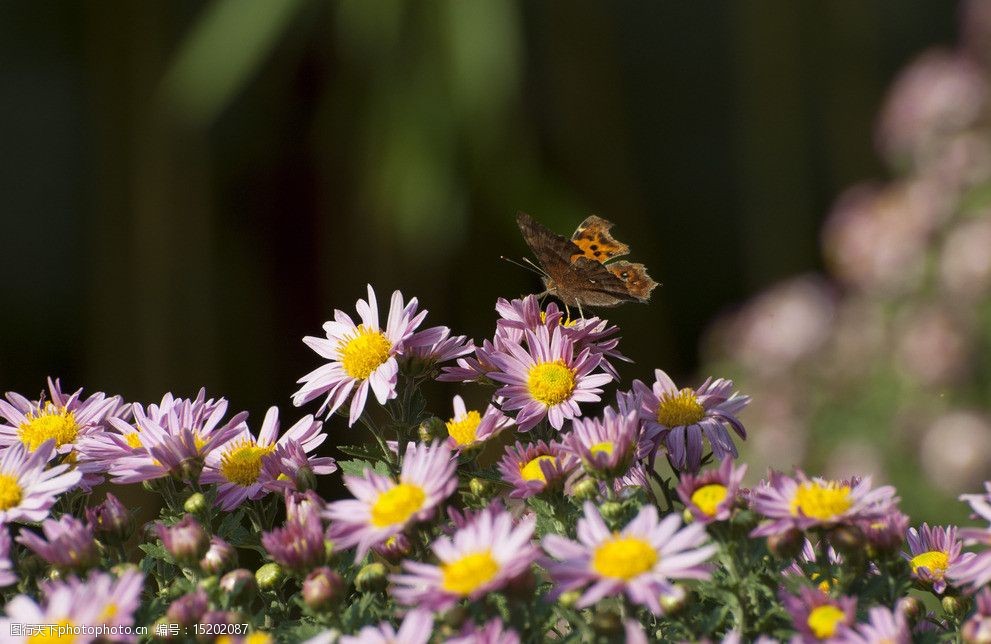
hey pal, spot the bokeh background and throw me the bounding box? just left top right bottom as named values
left=2, top=1, right=988, bottom=521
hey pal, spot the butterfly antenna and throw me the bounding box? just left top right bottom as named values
left=500, top=255, right=547, bottom=278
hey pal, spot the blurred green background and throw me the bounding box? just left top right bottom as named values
left=3, top=2, right=987, bottom=520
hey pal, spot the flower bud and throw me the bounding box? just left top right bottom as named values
left=183, top=493, right=208, bottom=515
left=682, top=508, right=695, bottom=524
left=468, top=477, right=493, bottom=499
left=570, top=478, right=599, bottom=502
left=827, top=525, right=864, bottom=555
left=371, top=534, right=410, bottom=565
left=220, top=568, right=257, bottom=601
left=599, top=501, right=625, bottom=523
left=157, top=515, right=209, bottom=566
left=898, top=596, right=924, bottom=623
left=418, top=417, right=448, bottom=443
left=200, top=537, right=237, bottom=575
left=355, top=562, right=387, bottom=593
left=255, top=563, right=284, bottom=591
left=166, top=590, right=208, bottom=627
left=86, top=493, right=133, bottom=544
left=767, top=528, right=804, bottom=560
left=503, top=569, right=536, bottom=600
left=442, top=606, right=468, bottom=629
left=302, top=567, right=345, bottom=611
left=660, top=584, right=688, bottom=616
left=591, top=608, right=624, bottom=636
left=558, top=590, right=582, bottom=608
left=943, top=595, right=971, bottom=619
left=295, top=467, right=318, bottom=493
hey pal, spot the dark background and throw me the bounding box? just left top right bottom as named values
left=0, top=2, right=959, bottom=430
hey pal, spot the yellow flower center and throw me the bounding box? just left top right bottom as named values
left=125, top=433, right=143, bottom=449
left=340, top=325, right=392, bottom=380
left=218, top=635, right=271, bottom=644
left=27, top=619, right=76, bottom=644
left=790, top=482, right=853, bottom=521
left=219, top=440, right=276, bottom=486
left=446, top=410, right=482, bottom=447
left=690, top=484, right=729, bottom=517
left=910, top=550, right=949, bottom=575
left=539, top=311, right=577, bottom=327
left=592, top=536, right=658, bottom=580
left=440, top=551, right=500, bottom=595
left=520, top=455, right=557, bottom=483
left=370, top=483, right=426, bottom=527
left=656, top=388, right=705, bottom=427
left=100, top=603, right=118, bottom=621
left=589, top=441, right=614, bottom=456
left=809, top=572, right=838, bottom=593
left=807, top=605, right=846, bottom=639
left=19, top=404, right=79, bottom=451
left=0, top=473, right=23, bottom=511
left=526, top=360, right=576, bottom=406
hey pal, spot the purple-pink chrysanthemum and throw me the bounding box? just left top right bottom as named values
left=634, top=369, right=749, bottom=472
left=542, top=502, right=716, bottom=615
left=904, top=523, right=972, bottom=594
left=443, top=395, right=512, bottom=452
left=391, top=507, right=538, bottom=611
left=676, top=457, right=747, bottom=524
left=0, top=440, right=81, bottom=525
left=497, top=440, right=577, bottom=499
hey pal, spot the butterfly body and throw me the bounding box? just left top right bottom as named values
left=515, top=212, right=658, bottom=308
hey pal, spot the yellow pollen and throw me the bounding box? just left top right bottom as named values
left=690, top=484, right=729, bottom=517
left=440, top=550, right=500, bottom=595
left=340, top=325, right=392, bottom=380
left=245, top=633, right=273, bottom=644
left=27, top=619, right=76, bottom=643
left=592, top=536, right=658, bottom=580
left=370, top=483, right=426, bottom=527
left=446, top=410, right=482, bottom=447
left=656, top=388, right=705, bottom=427
left=18, top=404, right=79, bottom=451
left=790, top=482, right=853, bottom=521
left=125, top=433, right=142, bottom=449
left=539, top=311, right=577, bottom=327
left=0, top=474, right=23, bottom=511
left=809, top=572, right=838, bottom=593
left=219, top=440, right=276, bottom=487
left=910, top=550, right=949, bottom=575
left=520, top=455, right=556, bottom=483
left=807, top=605, right=846, bottom=639
left=100, top=603, right=118, bottom=621
left=526, top=360, right=576, bottom=406
left=589, top=441, right=614, bottom=456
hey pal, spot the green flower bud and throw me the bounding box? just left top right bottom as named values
left=591, top=609, right=623, bottom=637
left=355, top=562, right=388, bottom=593
left=943, top=595, right=971, bottom=619
left=558, top=590, right=582, bottom=608
left=255, top=563, right=284, bottom=591
left=442, top=606, right=468, bottom=629
left=898, top=596, right=924, bottom=623
left=220, top=568, right=257, bottom=601
left=570, top=478, right=599, bottom=502
left=302, top=567, right=345, bottom=612
left=468, top=477, right=493, bottom=499
left=418, top=417, right=448, bottom=443
left=183, top=492, right=208, bottom=515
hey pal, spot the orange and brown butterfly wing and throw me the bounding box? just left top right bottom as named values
left=606, top=260, right=658, bottom=302
left=516, top=211, right=576, bottom=278
left=570, top=215, right=630, bottom=263
left=565, top=257, right=642, bottom=307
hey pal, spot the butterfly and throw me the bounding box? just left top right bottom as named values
left=514, top=211, right=658, bottom=313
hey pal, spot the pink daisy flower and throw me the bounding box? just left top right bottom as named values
left=750, top=471, right=897, bottom=537
left=846, top=606, right=911, bottom=644
left=564, top=407, right=639, bottom=479
left=201, top=407, right=330, bottom=510
left=497, top=440, right=577, bottom=499
left=325, top=441, right=457, bottom=559
left=0, top=441, right=81, bottom=524
left=904, top=523, right=973, bottom=594
left=446, top=619, right=522, bottom=644
left=633, top=370, right=749, bottom=472
left=0, top=378, right=124, bottom=489
left=107, top=394, right=248, bottom=484
left=676, top=457, right=747, bottom=524
left=443, top=395, right=512, bottom=452
left=259, top=439, right=338, bottom=494
left=951, top=482, right=991, bottom=589
left=437, top=337, right=502, bottom=384
left=293, top=285, right=438, bottom=426
left=542, top=502, right=716, bottom=615
left=17, top=515, right=97, bottom=571
left=333, top=609, right=433, bottom=644
left=0, top=527, right=16, bottom=587
left=488, top=325, right=612, bottom=431
left=781, top=587, right=856, bottom=642
left=391, top=507, right=538, bottom=610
